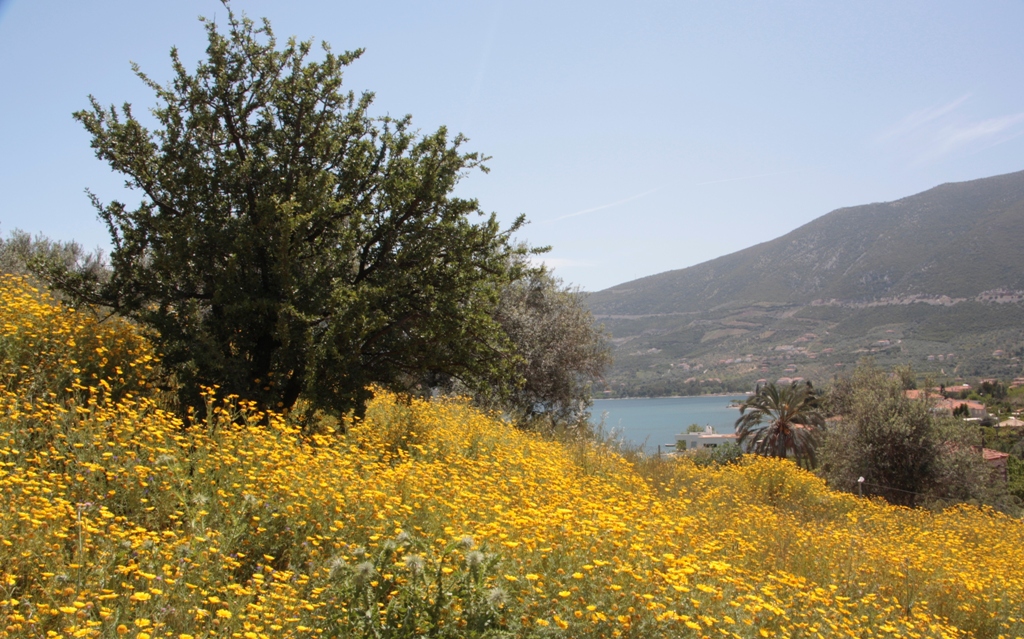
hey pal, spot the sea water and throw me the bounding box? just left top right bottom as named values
left=590, top=395, right=749, bottom=453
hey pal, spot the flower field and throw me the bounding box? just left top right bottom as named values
left=2, top=274, right=1024, bottom=638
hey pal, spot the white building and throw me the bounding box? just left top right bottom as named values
left=675, top=426, right=738, bottom=450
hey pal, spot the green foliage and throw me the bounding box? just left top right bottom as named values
left=894, top=364, right=917, bottom=391
left=1009, top=456, right=1024, bottom=502
left=686, top=423, right=703, bottom=433
left=820, top=361, right=1016, bottom=511
left=928, top=417, right=1015, bottom=511
left=0, top=228, right=104, bottom=281
left=687, top=441, right=743, bottom=467
left=735, top=381, right=824, bottom=469
left=481, top=266, right=610, bottom=430
left=323, top=534, right=505, bottom=638
left=978, top=380, right=1008, bottom=400
left=820, top=361, right=938, bottom=506
left=45, top=6, right=533, bottom=418
left=971, top=379, right=1012, bottom=415
left=979, top=426, right=1024, bottom=456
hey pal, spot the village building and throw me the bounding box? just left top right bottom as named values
left=904, top=390, right=988, bottom=418
left=982, top=448, right=1011, bottom=483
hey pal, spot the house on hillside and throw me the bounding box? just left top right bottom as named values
left=982, top=448, right=1010, bottom=484
left=943, top=442, right=1010, bottom=484
left=938, top=397, right=987, bottom=418
left=905, top=390, right=988, bottom=418
left=942, top=383, right=972, bottom=397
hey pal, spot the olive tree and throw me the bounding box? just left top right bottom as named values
left=819, top=362, right=937, bottom=506
left=485, top=267, right=610, bottom=430
left=1, top=228, right=104, bottom=280
left=45, top=6, right=533, bottom=418
left=820, top=361, right=1014, bottom=510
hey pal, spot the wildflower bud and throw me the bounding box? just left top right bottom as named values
left=403, top=554, right=425, bottom=575
left=353, top=561, right=375, bottom=587
left=327, top=556, right=347, bottom=578
left=486, top=587, right=507, bottom=608
left=466, top=551, right=484, bottom=570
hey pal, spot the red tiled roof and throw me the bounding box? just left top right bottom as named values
left=903, top=390, right=985, bottom=413
left=982, top=448, right=1010, bottom=462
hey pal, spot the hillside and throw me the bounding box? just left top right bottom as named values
left=2, top=274, right=1024, bottom=638
left=588, top=170, right=1024, bottom=396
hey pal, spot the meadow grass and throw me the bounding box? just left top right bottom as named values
left=2, top=274, right=1023, bottom=638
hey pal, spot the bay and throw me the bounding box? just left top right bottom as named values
left=590, top=395, right=750, bottom=453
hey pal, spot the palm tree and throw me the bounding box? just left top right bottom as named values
left=735, top=381, right=824, bottom=469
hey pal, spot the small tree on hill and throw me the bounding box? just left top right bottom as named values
left=482, top=266, right=610, bottom=430
left=44, top=6, right=534, bottom=419
left=822, top=361, right=1017, bottom=510
left=819, top=363, right=936, bottom=506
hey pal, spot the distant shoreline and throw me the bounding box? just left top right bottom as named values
left=592, top=392, right=750, bottom=401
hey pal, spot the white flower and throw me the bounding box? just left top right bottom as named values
left=486, top=587, right=506, bottom=607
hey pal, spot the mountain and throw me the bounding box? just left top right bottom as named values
left=588, top=170, right=1024, bottom=396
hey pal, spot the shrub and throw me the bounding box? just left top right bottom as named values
left=687, top=441, right=743, bottom=467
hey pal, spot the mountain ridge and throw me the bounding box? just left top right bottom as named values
left=588, top=170, right=1024, bottom=396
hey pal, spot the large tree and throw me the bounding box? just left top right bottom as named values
left=46, top=6, right=532, bottom=418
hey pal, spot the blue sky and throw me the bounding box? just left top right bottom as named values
left=2, top=1, right=1023, bottom=291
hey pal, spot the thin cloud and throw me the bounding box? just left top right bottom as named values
left=874, top=94, right=971, bottom=143
left=546, top=169, right=801, bottom=224
left=687, top=169, right=801, bottom=188
left=874, top=95, right=1024, bottom=164
left=928, top=113, right=1024, bottom=158
left=549, top=187, right=665, bottom=223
